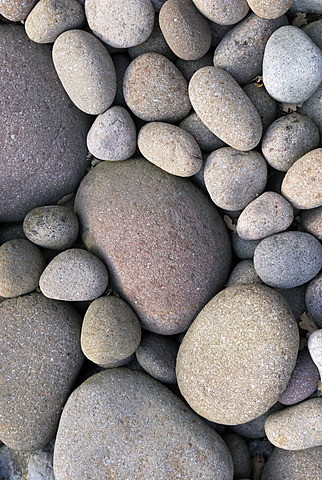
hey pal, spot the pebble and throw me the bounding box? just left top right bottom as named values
left=53, top=369, right=233, bottom=479
left=0, top=224, right=25, bottom=244
left=25, top=0, right=85, bottom=44
left=123, top=53, right=191, bottom=122
left=246, top=0, right=293, bottom=19
left=253, top=231, right=322, bottom=289
left=135, top=332, right=179, bottom=384
left=300, top=206, right=322, bottom=241
left=176, top=284, right=299, bottom=425
left=159, top=0, right=211, bottom=60
left=222, top=433, right=251, bottom=479
left=191, top=0, right=249, bottom=25
left=85, top=0, right=155, bottom=48
left=175, top=52, right=213, bottom=81
left=39, top=248, right=109, bottom=301
left=298, top=83, right=322, bottom=141
left=263, top=25, right=322, bottom=103
left=243, top=83, right=277, bottom=132
left=262, top=113, right=320, bottom=172
left=204, top=147, right=267, bottom=210
left=305, top=273, right=322, bottom=327
left=265, top=398, right=322, bottom=450
left=0, top=0, right=37, bottom=21
left=231, top=232, right=261, bottom=259
left=281, top=148, right=322, bottom=210
left=23, top=205, right=79, bottom=250
left=179, top=113, right=225, bottom=152
left=137, top=122, right=202, bottom=177
left=0, top=239, right=46, bottom=298
left=236, top=192, right=294, bottom=240
left=276, top=285, right=307, bottom=321
left=227, top=259, right=262, bottom=287
left=87, top=106, right=136, bottom=161
left=290, top=0, right=322, bottom=13
left=231, top=402, right=283, bottom=439
left=151, top=0, right=167, bottom=11
left=81, top=295, right=141, bottom=368
left=261, top=446, right=322, bottom=480
left=308, top=329, right=322, bottom=378
left=213, top=13, right=288, bottom=85
left=0, top=293, right=83, bottom=450
left=128, top=16, right=175, bottom=61
left=0, top=25, right=89, bottom=222
left=52, top=29, right=116, bottom=115
left=74, top=158, right=231, bottom=335
left=189, top=67, right=263, bottom=151
left=279, top=349, right=320, bottom=405
left=302, top=19, right=322, bottom=53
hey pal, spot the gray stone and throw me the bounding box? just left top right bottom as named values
left=231, top=232, right=260, bottom=259
left=74, top=158, right=231, bottom=335
left=231, top=402, right=283, bottom=439
left=53, top=369, right=234, bottom=480
left=276, top=285, right=307, bottom=321
left=0, top=293, right=83, bottom=450
left=246, top=0, right=293, bottom=18
left=306, top=273, right=322, bottom=327
left=222, top=433, right=252, bottom=479
left=227, top=259, right=262, bottom=287
left=0, top=0, right=37, bottom=21
left=298, top=83, right=322, bottom=143
left=175, top=52, right=213, bottom=81
left=191, top=0, right=249, bottom=25
left=176, top=284, right=299, bottom=425
left=243, top=83, right=277, bottom=132
left=302, top=20, right=322, bottom=50
left=128, top=16, right=175, bottom=61
left=179, top=113, right=225, bottom=152
left=253, top=231, right=322, bottom=288
left=289, top=0, right=322, bottom=13
left=248, top=439, right=274, bottom=458
left=263, top=26, right=322, bottom=103
left=0, top=225, right=25, bottom=244
left=261, top=446, right=322, bottom=480
left=112, top=54, right=131, bottom=108
left=300, top=206, right=322, bottom=241
left=0, top=441, right=54, bottom=480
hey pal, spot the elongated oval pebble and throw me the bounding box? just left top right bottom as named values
left=189, top=66, right=262, bottom=151
left=246, top=0, right=293, bottom=19
left=191, top=0, right=249, bottom=25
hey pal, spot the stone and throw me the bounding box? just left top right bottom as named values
left=176, top=284, right=299, bottom=425
left=231, top=233, right=260, bottom=259
left=0, top=25, right=89, bottom=222
left=298, top=83, right=322, bottom=142
left=135, top=332, right=179, bottom=384
left=85, top=0, right=155, bottom=48
left=137, top=122, right=202, bottom=177
left=175, top=52, right=213, bottom=81
left=87, top=106, right=136, bottom=161
left=191, top=0, right=249, bottom=25
left=213, top=13, right=288, bottom=85
left=0, top=0, right=37, bottom=21
left=0, top=239, right=46, bottom=298
left=23, top=205, right=79, bottom=250
left=263, top=26, right=322, bottom=103
left=25, top=0, right=85, bottom=44
left=261, top=446, right=322, bottom=480
left=189, top=67, right=262, bottom=151
left=53, top=369, right=234, bottom=479
left=300, top=206, right=322, bottom=241
left=308, top=329, right=322, bottom=378
left=0, top=224, right=25, bottom=244
left=261, top=113, right=320, bottom=172
left=179, top=113, right=225, bottom=152
left=302, top=19, right=322, bottom=51
left=0, top=293, right=83, bottom=450
left=265, top=398, right=322, bottom=450
left=128, top=16, right=175, bottom=61
left=0, top=441, right=54, bottom=480
left=246, top=0, right=293, bottom=19
left=74, top=158, right=231, bottom=335
left=281, top=148, right=322, bottom=210
left=159, top=0, right=211, bottom=61
left=227, top=259, right=262, bottom=287
left=276, top=285, right=307, bottom=321
left=222, top=433, right=252, bottom=479
left=231, top=403, right=283, bottom=439
left=123, top=53, right=191, bottom=122
left=39, top=248, right=109, bottom=301
left=52, top=29, right=116, bottom=115
left=305, top=273, right=322, bottom=327
left=81, top=295, right=141, bottom=368
left=236, top=192, right=294, bottom=240
left=243, top=83, right=277, bottom=132
left=254, top=231, right=322, bottom=289
left=204, top=147, right=267, bottom=210
left=289, top=0, right=322, bottom=13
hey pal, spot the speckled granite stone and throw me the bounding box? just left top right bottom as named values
left=306, top=273, right=322, bottom=327
left=246, top=0, right=292, bottom=19
left=191, top=0, right=249, bottom=25
left=261, top=446, right=322, bottom=480
left=300, top=207, right=322, bottom=242
left=0, top=0, right=38, bottom=21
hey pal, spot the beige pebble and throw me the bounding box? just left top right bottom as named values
left=246, top=0, right=293, bottom=19
left=0, top=0, right=37, bottom=21
left=191, top=0, right=249, bottom=25
left=300, top=206, right=322, bottom=241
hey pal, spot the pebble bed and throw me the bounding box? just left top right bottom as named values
left=0, top=1, right=322, bottom=479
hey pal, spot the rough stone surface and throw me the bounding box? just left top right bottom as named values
left=222, top=433, right=252, bottom=480
left=243, top=82, right=277, bottom=132
left=23, top=205, right=79, bottom=250
left=179, top=113, right=225, bottom=152
left=191, top=0, right=249, bottom=25
left=231, top=402, right=283, bottom=439
left=81, top=295, right=141, bottom=368
left=253, top=231, right=322, bottom=288
left=74, top=158, right=231, bottom=335
left=308, top=329, right=322, bottom=379
left=227, top=259, right=262, bottom=287
left=189, top=67, right=262, bottom=151
left=176, top=284, right=299, bottom=425
left=0, top=0, right=37, bottom=21
left=306, top=273, right=322, bottom=327
left=298, top=83, right=322, bottom=142
left=175, top=52, right=213, bottom=81
left=300, top=206, right=322, bottom=241
left=263, top=26, right=322, bottom=103
left=265, top=398, right=322, bottom=450
left=0, top=25, right=89, bottom=222
left=0, top=293, right=83, bottom=450
left=0, top=239, right=46, bottom=298
left=39, top=248, right=109, bottom=301
left=261, top=446, right=322, bottom=480
left=53, top=369, right=234, bottom=480
left=138, top=122, right=202, bottom=177
left=281, top=148, right=322, bottom=210
left=0, top=441, right=54, bottom=480
left=246, top=0, right=293, bottom=19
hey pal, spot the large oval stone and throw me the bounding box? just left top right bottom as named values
left=74, top=157, right=231, bottom=335
left=53, top=368, right=234, bottom=480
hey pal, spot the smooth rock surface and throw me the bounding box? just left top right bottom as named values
left=227, top=259, right=262, bottom=286
left=302, top=19, right=322, bottom=51
left=175, top=52, right=213, bottom=81
left=191, top=0, right=249, bottom=25
left=246, top=0, right=293, bottom=19
left=305, top=273, right=322, bottom=327
left=231, top=232, right=260, bottom=259
left=0, top=0, right=37, bottom=21
left=261, top=446, right=322, bottom=480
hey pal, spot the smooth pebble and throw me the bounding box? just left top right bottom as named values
left=0, top=0, right=37, bottom=21
left=305, top=273, right=322, bottom=327
left=298, top=83, right=322, bottom=142
left=222, top=432, right=252, bottom=480
left=261, top=446, right=322, bottom=480
left=191, top=0, right=249, bottom=25
left=243, top=82, right=277, bottom=132
left=300, top=206, right=322, bottom=241
left=246, top=0, right=293, bottom=19
left=308, top=329, right=322, bottom=378
left=179, top=112, right=225, bottom=152
left=226, top=259, right=262, bottom=287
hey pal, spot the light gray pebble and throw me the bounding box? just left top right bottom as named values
left=243, top=82, right=277, bottom=132
left=223, top=432, right=252, bottom=480
left=191, top=0, right=249, bottom=25
left=175, top=52, right=213, bottom=81
left=0, top=0, right=37, bottom=21
left=39, top=248, right=109, bottom=301
left=289, top=0, right=322, bottom=13
left=302, top=19, right=322, bottom=50
left=305, top=273, right=322, bottom=327
left=300, top=206, right=322, bottom=241
left=179, top=113, right=225, bottom=152
left=308, top=329, right=322, bottom=379
left=231, top=232, right=260, bottom=259
left=298, top=83, right=322, bottom=143
left=261, top=446, right=322, bottom=480
left=227, top=259, right=262, bottom=287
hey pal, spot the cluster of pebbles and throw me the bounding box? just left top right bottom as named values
left=0, top=0, right=322, bottom=479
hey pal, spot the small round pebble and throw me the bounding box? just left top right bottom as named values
left=87, top=106, right=136, bottom=162
left=236, top=192, right=294, bottom=240
left=135, top=332, right=179, bottom=384
left=204, top=147, right=267, bottom=210
left=305, top=273, right=322, bottom=327
left=85, top=0, right=155, bottom=48
left=223, top=432, right=252, bottom=480
left=81, top=295, right=141, bottom=368
left=23, top=205, right=79, bottom=250
left=231, top=402, right=283, bottom=439
left=281, top=148, right=322, bottom=210
left=0, top=239, right=46, bottom=298
left=25, top=0, right=85, bottom=44
left=308, top=329, right=322, bottom=379
left=261, top=113, right=320, bottom=172
left=253, top=231, right=322, bottom=289
left=179, top=112, right=225, bottom=152
left=52, top=29, right=116, bottom=115
left=189, top=67, right=262, bottom=151
left=39, top=248, right=109, bottom=301
left=123, top=53, right=191, bottom=122
left=246, top=0, right=293, bottom=19
left=191, top=0, right=249, bottom=25
left=243, top=82, right=277, bottom=133
left=231, top=232, right=260, bottom=259
left=137, top=122, right=202, bottom=177
left=227, top=259, right=262, bottom=287
left=300, top=206, right=322, bottom=241
left=261, top=446, right=322, bottom=480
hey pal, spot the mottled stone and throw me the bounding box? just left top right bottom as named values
left=223, top=433, right=252, bottom=479
left=231, top=403, right=283, bottom=439
left=0, top=0, right=37, bottom=21
left=176, top=284, right=299, bottom=425
left=227, top=259, right=262, bottom=287
left=191, top=0, right=249, bottom=25
left=261, top=446, right=322, bottom=480
left=246, top=0, right=293, bottom=19
left=289, top=0, right=322, bottom=13
left=243, top=82, right=277, bottom=132
left=308, top=329, right=322, bottom=379
left=53, top=369, right=233, bottom=480
left=179, top=113, right=225, bottom=152
left=300, top=206, right=322, bottom=241
left=306, top=273, right=322, bottom=327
